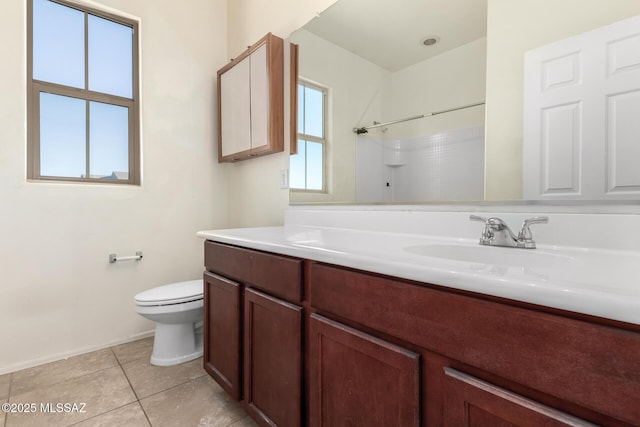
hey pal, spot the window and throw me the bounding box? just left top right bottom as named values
left=290, top=81, right=326, bottom=191
left=27, top=0, right=139, bottom=184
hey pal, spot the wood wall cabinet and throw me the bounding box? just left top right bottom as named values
left=217, top=33, right=284, bottom=162
left=203, top=241, right=303, bottom=427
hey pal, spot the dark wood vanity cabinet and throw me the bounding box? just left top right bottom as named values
left=204, top=241, right=303, bottom=427
left=308, top=262, right=640, bottom=427
left=203, top=242, right=640, bottom=426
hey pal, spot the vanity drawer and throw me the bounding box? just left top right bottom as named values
left=309, top=262, right=640, bottom=423
left=204, top=241, right=302, bottom=303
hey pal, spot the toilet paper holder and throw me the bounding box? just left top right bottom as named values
left=109, top=251, right=143, bottom=263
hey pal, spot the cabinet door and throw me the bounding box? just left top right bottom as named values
left=249, top=43, right=269, bottom=152
left=244, top=288, right=302, bottom=427
left=203, top=272, right=241, bottom=400
left=443, top=368, right=596, bottom=426
left=309, top=314, right=420, bottom=427
left=219, top=55, right=251, bottom=159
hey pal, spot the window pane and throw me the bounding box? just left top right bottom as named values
left=290, top=140, right=306, bottom=189
left=90, top=102, right=129, bottom=179
left=88, top=15, right=133, bottom=98
left=33, top=0, right=84, bottom=88
left=306, top=141, right=323, bottom=190
left=40, top=93, right=86, bottom=178
left=304, top=86, right=323, bottom=138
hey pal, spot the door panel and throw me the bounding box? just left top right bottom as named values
left=309, top=313, right=420, bottom=427
left=203, top=272, right=241, bottom=400
left=244, top=288, right=302, bottom=427
left=443, top=367, right=596, bottom=427
left=523, top=14, right=640, bottom=200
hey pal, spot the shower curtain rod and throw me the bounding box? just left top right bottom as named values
left=352, top=101, right=485, bottom=134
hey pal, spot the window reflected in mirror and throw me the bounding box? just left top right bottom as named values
left=291, top=81, right=327, bottom=191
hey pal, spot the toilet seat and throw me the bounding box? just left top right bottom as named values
left=135, top=279, right=203, bottom=307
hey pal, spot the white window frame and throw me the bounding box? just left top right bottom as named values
left=291, top=79, right=327, bottom=193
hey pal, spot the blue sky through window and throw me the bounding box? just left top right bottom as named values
left=303, top=88, right=323, bottom=138
left=306, top=141, right=323, bottom=190
left=291, top=83, right=325, bottom=190
left=40, top=93, right=86, bottom=177
left=32, top=0, right=133, bottom=180
left=90, top=102, right=129, bottom=178
left=290, top=139, right=306, bottom=189
left=88, top=15, right=133, bottom=98
left=33, top=0, right=84, bottom=88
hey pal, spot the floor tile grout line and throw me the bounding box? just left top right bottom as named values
left=5, top=371, right=12, bottom=400
left=136, top=370, right=208, bottom=402
left=136, top=375, right=213, bottom=427
left=110, top=347, right=154, bottom=426
left=111, top=347, right=142, bottom=402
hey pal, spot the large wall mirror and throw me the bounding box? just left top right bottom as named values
left=289, top=0, right=640, bottom=205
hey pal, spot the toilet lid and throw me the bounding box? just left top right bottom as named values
left=135, top=280, right=203, bottom=306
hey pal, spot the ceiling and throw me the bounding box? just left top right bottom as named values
left=303, top=0, right=488, bottom=72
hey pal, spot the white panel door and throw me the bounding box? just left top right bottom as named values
left=220, top=56, right=251, bottom=157
left=523, top=14, right=640, bottom=200
left=605, top=32, right=640, bottom=196
left=250, top=44, right=269, bottom=151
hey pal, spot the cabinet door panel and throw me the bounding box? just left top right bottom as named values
left=443, top=368, right=596, bottom=427
left=244, top=288, right=302, bottom=427
left=250, top=44, right=269, bottom=151
left=309, top=314, right=420, bottom=427
left=220, top=55, right=251, bottom=158
left=204, top=272, right=241, bottom=400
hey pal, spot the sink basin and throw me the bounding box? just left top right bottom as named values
left=404, top=243, right=579, bottom=270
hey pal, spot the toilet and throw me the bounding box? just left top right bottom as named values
left=134, top=279, right=204, bottom=366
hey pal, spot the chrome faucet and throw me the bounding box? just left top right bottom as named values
left=470, top=215, right=548, bottom=249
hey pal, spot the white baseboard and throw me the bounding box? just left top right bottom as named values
left=0, top=330, right=155, bottom=376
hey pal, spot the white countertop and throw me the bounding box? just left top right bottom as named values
left=197, top=222, right=640, bottom=326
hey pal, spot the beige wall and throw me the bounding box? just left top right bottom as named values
left=389, top=37, right=486, bottom=139
left=226, top=0, right=337, bottom=226
left=227, top=0, right=338, bottom=59
left=0, top=0, right=228, bottom=373
left=485, top=0, right=640, bottom=200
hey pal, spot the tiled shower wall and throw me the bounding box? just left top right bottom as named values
left=356, top=126, right=485, bottom=202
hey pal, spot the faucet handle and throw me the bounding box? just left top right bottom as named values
left=469, top=215, right=488, bottom=223
left=469, top=215, right=491, bottom=244
left=517, top=216, right=549, bottom=248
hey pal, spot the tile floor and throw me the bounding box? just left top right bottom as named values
left=1, top=337, right=258, bottom=427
